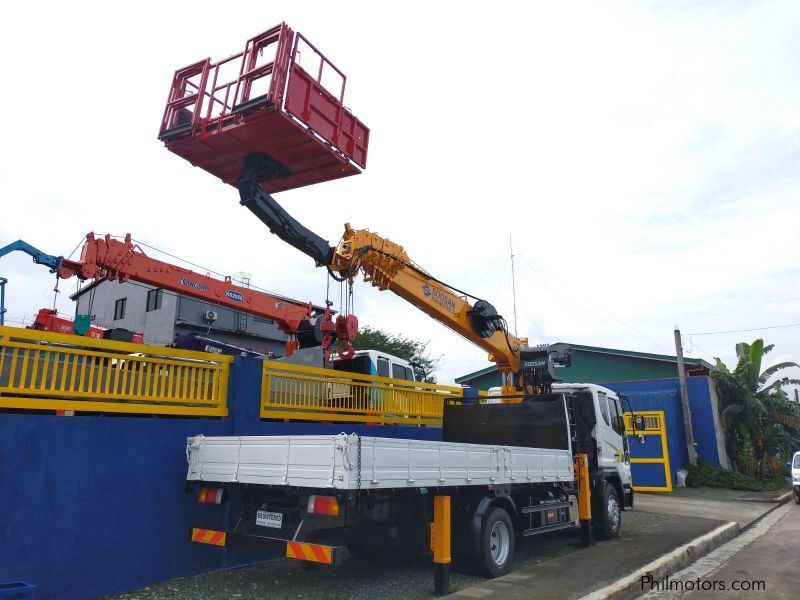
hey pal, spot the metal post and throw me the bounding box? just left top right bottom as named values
left=674, top=327, right=697, bottom=465
left=0, top=277, right=6, bottom=326
left=432, top=495, right=451, bottom=595
left=577, top=453, right=592, bottom=546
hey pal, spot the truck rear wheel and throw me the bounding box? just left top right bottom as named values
left=476, top=506, right=515, bottom=577
left=594, top=483, right=622, bottom=540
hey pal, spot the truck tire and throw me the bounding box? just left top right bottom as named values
left=793, top=488, right=800, bottom=505
left=594, top=483, right=622, bottom=540
left=476, top=506, right=515, bottom=577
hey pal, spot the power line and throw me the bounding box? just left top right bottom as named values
left=131, top=237, right=309, bottom=305
left=515, top=253, right=670, bottom=352
left=687, top=323, right=800, bottom=336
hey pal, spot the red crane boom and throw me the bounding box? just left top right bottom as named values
left=57, top=233, right=316, bottom=353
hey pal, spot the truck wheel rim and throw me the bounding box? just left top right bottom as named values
left=608, top=496, right=621, bottom=533
left=489, top=520, right=510, bottom=566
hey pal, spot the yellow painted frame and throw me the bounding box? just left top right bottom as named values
left=260, top=360, right=464, bottom=425
left=625, top=410, right=673, bottom=492
left=0, top=325, right=231, bottom=416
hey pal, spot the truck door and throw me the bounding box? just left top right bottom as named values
left=596, top=391, right=625, bottom=470
left=607, top=394, right=633, bottom=486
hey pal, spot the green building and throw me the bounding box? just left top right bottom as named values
left=455, top=343, right=712, bottom=390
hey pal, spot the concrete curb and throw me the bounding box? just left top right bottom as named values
left=580, top=489, right=794, bottom=600
left=578, top=521, right=740, bottom=600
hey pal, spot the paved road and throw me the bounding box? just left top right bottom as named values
left=103, top=511, right=718, bottom=600
left=639, top=502, right=799, bottom=599
left=634, top=493, right=781, bottom=529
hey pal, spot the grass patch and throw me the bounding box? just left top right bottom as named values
left=685, top=462, right=789, bottom=492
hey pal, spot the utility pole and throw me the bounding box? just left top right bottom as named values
left=674, top=326, right=697, bottom=465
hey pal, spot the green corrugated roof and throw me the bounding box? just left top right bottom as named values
left=454, top=342, right=713, bottom=384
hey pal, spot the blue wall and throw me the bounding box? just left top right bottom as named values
left=606, top=376, right=722, bottom=485
left=0, top=357, right=440, bottom=600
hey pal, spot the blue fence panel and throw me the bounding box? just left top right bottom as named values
left=0, top=356, right=441, bottom=600
left=685, top=377, right=721, bottom=466
left=607, top=376, right=721, bottom=483
left=631, top=463, right=669, bottom=489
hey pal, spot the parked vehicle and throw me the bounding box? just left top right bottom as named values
left=333, top=349, right=416, bottom=382
left=186, top=346, right=635, bottom=577
left=792, top=451, right=800, bottom=505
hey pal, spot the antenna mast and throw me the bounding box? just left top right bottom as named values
left=510, top=235, right=518, bottom=337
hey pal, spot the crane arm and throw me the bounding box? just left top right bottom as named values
left=2, top=233, right=315, bottom=335
left=333, top=224, right=526, bottom=373
left=0, top=240, right=64, bottom=273
left=235, top=155, right=527, bottom=375
left=237, top=154, right=334, bottom=269
left=60, top=233, right=314, bottom=334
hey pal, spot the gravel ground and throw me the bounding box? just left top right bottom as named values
left=103, top=512, right=660, bottom=600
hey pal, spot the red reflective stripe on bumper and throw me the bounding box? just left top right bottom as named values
left=285, top=541, right=333, bottom=564
left=190, top=528, right=226, bottom=546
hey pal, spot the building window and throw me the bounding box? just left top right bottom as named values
left=146, top=288, right=163, bottom=312
left=113, top=298, right=126, bottom=321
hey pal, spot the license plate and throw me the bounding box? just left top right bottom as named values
left=256, top=510, right=283, bottom=529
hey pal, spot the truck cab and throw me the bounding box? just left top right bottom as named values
left=792, top=451, right=800, bottom=504
left=333, top=350, right=416, bottom=382
left=553, top=383, right=634, bottom=511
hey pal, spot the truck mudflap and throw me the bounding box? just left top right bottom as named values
left=623, top=484, right=634, bottom=509
left=286, top=541, right=344, bottom=565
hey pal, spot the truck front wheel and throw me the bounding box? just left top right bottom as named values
left=793, top=487, right=800, bottom=505
left=594, top=483, right=622, bottom=540
left=477, top=506, right=515, bottom=577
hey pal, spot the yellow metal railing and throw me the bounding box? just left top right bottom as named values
left=0, top=325, right=231, bottom=416
left=261, top=361, right=465, bottom=425
left=625, top=410, right=673, bottom=492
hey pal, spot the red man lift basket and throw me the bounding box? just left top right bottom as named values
left=158, top=23, right=369, bottom=194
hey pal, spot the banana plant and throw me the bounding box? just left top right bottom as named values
left=711, top=339, right=800, bottom=479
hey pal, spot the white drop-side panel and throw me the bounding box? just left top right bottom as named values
left=187, top=434, right=574, bottom=490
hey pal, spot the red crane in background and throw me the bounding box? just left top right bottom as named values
left=1, top=233, right=356, bottom=358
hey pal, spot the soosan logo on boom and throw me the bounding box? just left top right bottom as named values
left=422, top=284, right=456, bottom=313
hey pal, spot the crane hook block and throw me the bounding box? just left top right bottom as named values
left=158, top=23, right=369, bottom=194
left=335, top=314, right=358, bottom=343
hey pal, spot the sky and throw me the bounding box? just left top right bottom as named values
left=0, top=1, right=798, bottom=387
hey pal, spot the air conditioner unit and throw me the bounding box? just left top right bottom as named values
left=203, top=310, right=218, bottom=322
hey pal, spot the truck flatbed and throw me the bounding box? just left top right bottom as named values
left=186, top=434, right=574, bottom=490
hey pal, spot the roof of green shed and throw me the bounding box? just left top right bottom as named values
left=454, top=343, right=713, bottom=384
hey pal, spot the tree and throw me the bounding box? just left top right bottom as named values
left=711, top=339, right=800, bottom=480
left=353, top=325, right=441, bottom=383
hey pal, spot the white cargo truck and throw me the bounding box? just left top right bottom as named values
left=186, top=348, right=637, bottom=578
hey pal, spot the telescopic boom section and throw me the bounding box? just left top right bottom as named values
left=236, top=161, right=526, bottom=377
left=332, top=225, right=526, bottom=375
left=57, top=233, right=313, bottom=334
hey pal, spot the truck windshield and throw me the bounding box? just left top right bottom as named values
left=793, top=455, right=800, bottom=468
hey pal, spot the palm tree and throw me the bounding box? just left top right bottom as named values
left=711, top=339, right=800, bottom=479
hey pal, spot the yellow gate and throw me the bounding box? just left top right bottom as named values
left=625, top=410, right=673, bottom=492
